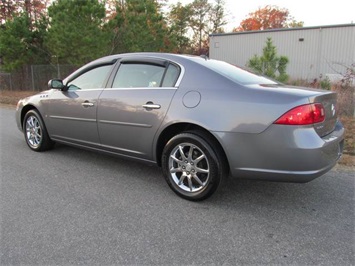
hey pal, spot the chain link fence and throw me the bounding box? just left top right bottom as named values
left=0, top=73, right=13, bottom=90
left=0, top=64, right=76, bottom=91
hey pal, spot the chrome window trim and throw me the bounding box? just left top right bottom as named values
left=65, top=88, right=104, bottom=92
left=104, top=87, right=178, bottom=91
left=111, top=56, right=185, bottom=89
left=172, top=62, right=185, bottom=87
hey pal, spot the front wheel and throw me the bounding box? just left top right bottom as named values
left=23, top=109, right=54, bottom=152
left=162, top=132, right=226, bottom=201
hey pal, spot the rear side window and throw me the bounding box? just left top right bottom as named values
left=112, top=61, right=181, bottom=88
left=112, top=63, right=165, bottom=88
left=162, top=64, right=179, bottom=87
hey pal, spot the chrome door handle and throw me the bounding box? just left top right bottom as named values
left=81, top=102, right=94, bottom=107
left=142, top=103, right=161, bottom=109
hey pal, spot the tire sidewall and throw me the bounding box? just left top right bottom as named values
left=23, top=110, right=48, bottom=151
left=162, top=132, right=221, bottom=201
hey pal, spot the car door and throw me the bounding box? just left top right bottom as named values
left=46, top=64, right=114, bottom=147
left=97, top=59, right=181, bottom=161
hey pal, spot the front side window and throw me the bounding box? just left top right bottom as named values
left=67, top=65, right=113, bottom=90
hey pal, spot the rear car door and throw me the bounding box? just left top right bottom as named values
left=97, top=58, right=181, bottom=161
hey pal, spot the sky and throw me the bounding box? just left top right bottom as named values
left=168, top=0, right=354, bottom=31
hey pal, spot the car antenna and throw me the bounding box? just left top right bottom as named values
left=200, top=54, right=209, bottom=61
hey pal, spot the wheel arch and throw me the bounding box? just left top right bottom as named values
left=20, top=105, right=38, bottom=130
left=155, top=122, right=230, bottom=173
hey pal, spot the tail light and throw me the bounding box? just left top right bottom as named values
left=274, top=103, right=325, bottom=125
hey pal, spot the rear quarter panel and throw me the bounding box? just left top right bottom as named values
left=163, top=63, right=313, bottom=134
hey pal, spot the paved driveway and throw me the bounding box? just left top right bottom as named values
left=1, top=106, right=354, bottom=265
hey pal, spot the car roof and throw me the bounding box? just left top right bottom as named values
left=64, top=53, right=210, bottom=84
left=92, top=52, right=207, bottom=66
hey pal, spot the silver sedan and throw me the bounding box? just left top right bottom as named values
left=16, top=53, right=344, bottom=200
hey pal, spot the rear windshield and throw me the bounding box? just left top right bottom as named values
left=193, top=58, right=278, bottom=85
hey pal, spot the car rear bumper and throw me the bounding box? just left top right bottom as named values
left=214, top=120, right=344, bottom=183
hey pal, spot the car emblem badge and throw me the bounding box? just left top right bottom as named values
left=331, top=104, right=336, bottom=117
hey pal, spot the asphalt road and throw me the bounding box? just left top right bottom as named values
left=0, top=106, right=354, bottom=265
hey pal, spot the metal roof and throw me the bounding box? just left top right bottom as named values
left=210, top=23, right=355, bottom=37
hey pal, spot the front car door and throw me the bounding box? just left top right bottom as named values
left=46, top=63, right=115, bottom=147
left=97, top=58, right=181, bottom=161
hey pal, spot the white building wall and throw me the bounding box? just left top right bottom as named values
left=209, top=24, right=355, bottom=81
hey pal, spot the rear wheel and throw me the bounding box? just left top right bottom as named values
left=162, top=131, right=226, bottom=201
left=23, top=110, right=54, bottom=152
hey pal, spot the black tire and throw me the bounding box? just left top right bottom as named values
left=162, top=131, right=226, bottom=201
left=23, top=109, right=54, bottom=152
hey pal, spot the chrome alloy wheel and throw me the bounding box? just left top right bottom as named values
left=25, top=115, right=42, bottom=148
left=168, top=143, right=210, bottom=192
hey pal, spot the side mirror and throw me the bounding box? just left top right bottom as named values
left=48, top=79, right=66, bottom=90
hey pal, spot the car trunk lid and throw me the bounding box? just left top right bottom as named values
left=311, top=92, right=338, bottom=137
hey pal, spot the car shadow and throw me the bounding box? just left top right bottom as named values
left=50, top=143, right=339, bottom=212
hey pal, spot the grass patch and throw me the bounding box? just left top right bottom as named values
left=332, top=116, right=355, bottom=167
left=1, top=90, right=354, bottom=167
left=339, top=116, right=355, bottom=155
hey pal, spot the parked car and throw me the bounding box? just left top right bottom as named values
left=16, top=53, right=344, bottom=201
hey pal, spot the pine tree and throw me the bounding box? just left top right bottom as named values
left=168, top=2, right=192, bottom=53
left=247, top=38, right=289, bottom=82
left=107, top=0, right=170, bottom=53
left=45, top=0, right=109, bottom=65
